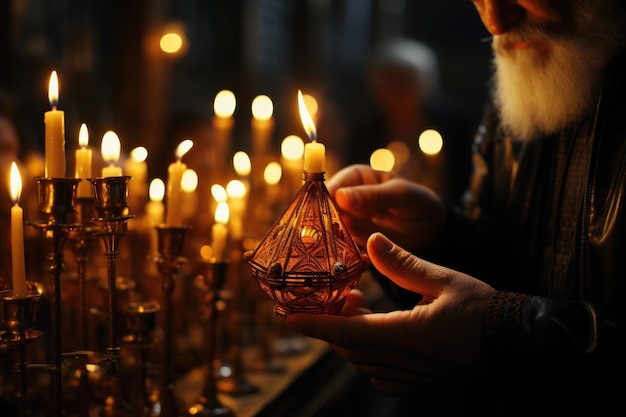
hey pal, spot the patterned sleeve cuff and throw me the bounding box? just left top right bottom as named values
left=483, top=291, right=529, bottom=351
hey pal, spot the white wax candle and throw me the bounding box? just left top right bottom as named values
left=165, top=140, right=193, bottom=226
left=211, top=201, right=230, bottom=261
left=304, top=140, right=326, bottom=173
left=124, top=147, right=148, bottom=204
left=45, top=71, right=66, bottom=178
left=10, top=162, right=27, bottom=297
left=75, top=123, right=93, bottom=198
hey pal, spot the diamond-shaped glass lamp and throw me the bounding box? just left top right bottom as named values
left=245, top=171, right=369, bottom=317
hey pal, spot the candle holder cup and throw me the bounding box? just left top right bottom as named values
left=35, top=177, right=82, bottom=226
left=245, top=172, right=369, bottom=317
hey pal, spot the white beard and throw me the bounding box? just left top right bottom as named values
left=492, top=0, right=625, bottom=140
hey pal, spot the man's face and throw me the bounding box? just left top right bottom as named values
left=471, top=0, right=625, bottom=139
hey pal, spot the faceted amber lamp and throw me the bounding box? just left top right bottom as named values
left=245, top=91, right=369, bottom=317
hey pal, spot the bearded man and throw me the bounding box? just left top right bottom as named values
left=284, top=1, right=626, bottom=415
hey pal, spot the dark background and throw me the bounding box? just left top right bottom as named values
left=0, top=0, right=492, bottom=180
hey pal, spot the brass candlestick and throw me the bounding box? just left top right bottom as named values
left=153, top=224, right=189, bottom=417
left=186, top=260, right=235, bottom=417
left=123, top=300, right=161, bottom=416
left=0, top=283, right=43, bottom=417
left=29, top=176, right=81, bottom=417
left=89, top=176, right=134, bottom=417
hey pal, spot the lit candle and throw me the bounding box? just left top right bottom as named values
left=264, top=161, right=282, bottom=203
left=124, top=146, right=149, bottom=206
left=75, top=123, right=93, bottom=198
left=180, top=168, right=199, bottom=223
left=298, top=90, right=325, bottom=173
left=101, top=131, right=123, bottom=177
left=165, top=139, right=193, bottom=226
left=211, top=201, right=230, bottom=262
left=146, top=178, right=165, bottom=256
left=212, top=90, right=236, bottom=171
left=226, top=179, right=247, bottom=241
left=250, top=94, right=274, bottom=156
left=280, top=134, right=305, bottom=194
left=44, top=70, right=66, bottom=178
left=10, top=162, right=27, bottom=297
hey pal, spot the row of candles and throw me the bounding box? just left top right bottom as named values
left=8, top=71, right=326, bottom=300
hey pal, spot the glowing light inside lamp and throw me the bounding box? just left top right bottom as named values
left=149, top=178, right=165, bottom=202
left=214, top=90, right=236, bottom=118
left=281, top=135, right=305, bottom=161
left=175, top=139, right=194, bottom=160
left=211, top=184, right=227, bottom=202
left=298, top=90, right=317, bottom=141
left=48, top=70, right=59, bottom=107
left=226, top=179, right=246, bottom=199
left=181, top=169, right=198, bottom=193
left=10, top=161, right=22, bottom=203
left=215, top=201, right=230, bottom=224
left=233, top=151, right=251, bottom=177
left=251, top=95, right=273, bottom=121
left=160, top=32, right=183, bottom=54
left=370, top=148, right=395, bottom=172
left=101, top=131, right=121, bottom=164
left=264, top=162, right=282, bottom=185
left=78, top=123, right=89, bottom=147
left=130, top=146, right=148, bottom=162
left=418, top=129, right=443, bottom=155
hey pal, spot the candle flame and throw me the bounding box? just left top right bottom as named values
left=48, top=71, right=59, bottom=108
left=226, top=179, right=246, bottom=199
left=418, top=129, right=444, bottom=155
left=78, top=123, right=89, bottom=147
left=233, top=151, right=251, bottom=176
left=130, top=146, right=148, bottom=162
left=101, top=131, right=121, bottom=164
left=181, top=169, right=198, bottom=192
left=298, top=90, right=317, bottom=141
left=215, top=201, right=230, bottom=224
left=138, top=304, right=145, bottom=313
left=214, top=90, right=236, bottom=118
left=369, top=148, right=395, bottom=172
left=175, top=139, right=193, bottom=160
left=281, top=135, right=305, bottom=160
left=264, top=162, right=282, bottom=185
left=149, top=178, right=165, bottom=202
left=211, top=184, right=227, bottom=202
left=251, top=95, right=273, bottom=121
left=10, top=161, right=22, bottom=204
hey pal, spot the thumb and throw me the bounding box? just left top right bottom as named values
left=367, top=232, right=448, bottom=298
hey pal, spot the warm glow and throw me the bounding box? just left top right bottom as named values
left=387, top=141, right=410, bottom=165
left=78, top=123, right=89, bottom=148
left=138, top=304, right=145, bottom=313
left=214, top=201, right=230, bottom=224
left=298, top=90, right=317, bottom=140
left=302, top=94, right=319, bottom=120
left=181, top=169, right=198, bottom=192
left=48, top=70, right=59, bottom=107
left=214, top=90, right=236, bottom=118
left=160, top=32, right=183, bottom=54
left=264, top=162, right=282, bottom=185
left=200, top=245, right=213, bottom=260
left=370, top=148, right=395, bottom=172
left=233, top=151, right=251, bottom=176
left=211, top=184, right=227, bottom=202
left=175, top=139, right=194, bottom=160
left=130, top=146, right=148, bottom=162
left=226, top=179, right=246, bottom=198
left=101, top=131, right=121, bottom=164
left=418, top=129, right=443, bottom=155
left=10, top=161, right=22, bottom=203
left=149, top=178, right=165, bottom=202
left=251, top=95, right=273, bottom=121
left=281, top=135, right=305, bottom=160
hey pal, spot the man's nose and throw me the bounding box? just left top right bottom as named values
left=473, top=0, right=525, bottom=35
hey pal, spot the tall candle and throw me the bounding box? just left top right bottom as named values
left=211, top=201, right=230, bottom=262
left=101, top=131, right=123, bottom=177
left=165, top=139, right=193, bottom=226
left=226, top=179, right=246, bottom=241
left=250, top=94, right=274, bottom=156
left=75, top=123, right=93, bottom=198
left=281, top=135, right=305, bottom=194
left=146, top=178, right=165, bottom=256
left=10, top=162, right=27, bottom=297
left=298, top=90, right=325, bottom=173
left=44, top=70, right=66, bottom=178
left=212, top=90, right=236, bottom=173
left=124, top=146, right=148, bottom=205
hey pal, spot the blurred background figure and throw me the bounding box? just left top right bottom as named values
left=345, top=37, right=475, bottom=203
